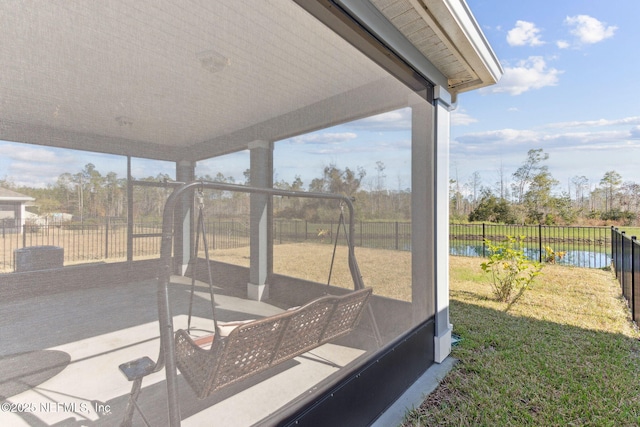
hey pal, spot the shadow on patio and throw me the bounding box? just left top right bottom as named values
left=0, top=262, right=397, bottom=426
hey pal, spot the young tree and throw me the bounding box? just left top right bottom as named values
left=305, top=164, right=366, bottom=221
left=54, top=173, right=76, bottom=214
left=309, top=164, right=365, bottom=197
left=620, top=181, right=640, bottom=214
left=104, top=171, right=125, bottom=217
left=274, top=176, right=304, bottom=217
left=511, top=148, right=549, bottom=204
left=599, top=170, right=622, bottom=213
left=524, top=170, right=558, bottom=223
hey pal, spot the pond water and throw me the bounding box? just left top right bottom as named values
left=450, top=244, right=611, bottom=269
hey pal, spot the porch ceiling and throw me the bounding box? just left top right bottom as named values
left=0, top=0, right=499, bottom=162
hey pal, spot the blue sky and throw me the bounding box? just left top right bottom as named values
left=197, top=1, right=640, bottom=196
left=197, top=108, right=414, bottom=191
left=453, top=0, right=640, bottom=195
left=2, top=1, right=639, bottom=197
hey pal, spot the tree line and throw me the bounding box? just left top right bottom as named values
left=4, top=149, right=637, bottom=226
left=451, top=148, right=640, bottom=225
left=0, top=162, right=411, bottom=223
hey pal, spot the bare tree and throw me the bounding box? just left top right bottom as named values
left=571, top=176, right=589, bottom=210
left=467, top=171, right=482, bottom=209
left=494, top=161, right=509, bottom=200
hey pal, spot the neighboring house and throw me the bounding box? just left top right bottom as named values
left=0, top=187, right=34, bottom=233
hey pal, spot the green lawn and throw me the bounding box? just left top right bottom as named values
left=402, top=257, right=640, bottom=426
left=617, top=226, right=640, bottom=237
left=213, top=243, right=639, bottom=425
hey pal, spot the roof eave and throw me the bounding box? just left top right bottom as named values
left=0, top=197, right=35, bottom=202
left=430, top=0, right=503, bottom=94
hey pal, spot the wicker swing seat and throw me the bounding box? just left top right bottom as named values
left=175, top=287, right=372, bottom=399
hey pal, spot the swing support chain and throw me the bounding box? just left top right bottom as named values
left=186, top=186, right=218, bottom=336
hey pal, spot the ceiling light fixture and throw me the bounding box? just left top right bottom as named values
left=197, top=50, right=230, bottom=73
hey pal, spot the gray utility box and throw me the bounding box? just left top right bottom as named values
left=14, top=246, right=64, bottom=272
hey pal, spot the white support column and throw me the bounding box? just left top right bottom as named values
left=175, top=160, right=195, bottom=275
left=433, top=86, right=453, bottom=363
left=19, top=202, right=27, bottom=234
left=411, top=95, right=436, bottom=326
left=247, top=140, right=273, bottom=301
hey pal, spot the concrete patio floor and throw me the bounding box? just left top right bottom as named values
left=0, top=276, right=369, bottom=426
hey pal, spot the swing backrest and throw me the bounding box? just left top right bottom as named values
left=175, top=287, right=373, bottom=398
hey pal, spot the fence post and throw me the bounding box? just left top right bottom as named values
left=538, top=224, right=543, bottom=263
left=104, top=217, right=109, bottom=259
left=212, top=218, right=216, bottom=250
left=611, top=226, right=616, bottom=274
left=23, top=224, right=27, bottom=247
left=632, top=236, right=637, bottom=322
left=481, top=223, right=486, bottom=257
left=621, top=231, right=626, bottom=293
left=395, top=221, right=399, bottom=250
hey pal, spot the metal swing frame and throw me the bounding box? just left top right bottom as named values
left=120, top=180, right=380, bottom=427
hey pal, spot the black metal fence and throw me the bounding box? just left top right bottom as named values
left=612, top=227, right=639, bottom=323
left=273, top=219, right=411, bottom=251
left=1, top=218, right=615, bottom=272
left=0, top=218, right=151, bottom=271
left=450, top=223, right=611, bottom=269
left=1, top=218, right=21, bottom=235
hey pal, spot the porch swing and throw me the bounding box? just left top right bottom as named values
left=119, top=181, right=380, bottom=426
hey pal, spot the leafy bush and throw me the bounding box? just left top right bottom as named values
left=481, top=236, right=542, bottom=304
left=544, top=246, right=565, bottom=264
left=468, top=192, right=516, bottom=224
left=600, top=209, right=636, bottom=224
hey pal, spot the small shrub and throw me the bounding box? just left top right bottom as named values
left=481, top=236, right=542, bottom=304
left=316, top=228, right=330, bottom=242
left=544, top=246, right=565, bottom=264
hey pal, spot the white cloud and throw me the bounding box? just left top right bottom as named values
left=289, top=132, right=358, bottom=145
left=483, top=56, right=562, bottom=95
left=507, top=21, right=545, bottom=47
left=451, top=109, right=478, bottom=126
left=556, top=40, right=570, bottom=49
left=456, top=129, right=540, bottom=147
left=348, top=108, right=412, bottom=131
left=361, top=110, right=405, bottom=124
left=451, top=124, right=640, bottom=189
left=4, top=160, right=80, bottom=188
left=546, top=116, right=640, bottom=129
left=0, top=144, right=72, bottom=163
left=565, top=15, right=617, bottom=45
left=454, top=127, right=639, bottom=156
left=0, top=144, right=80, bottom=187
